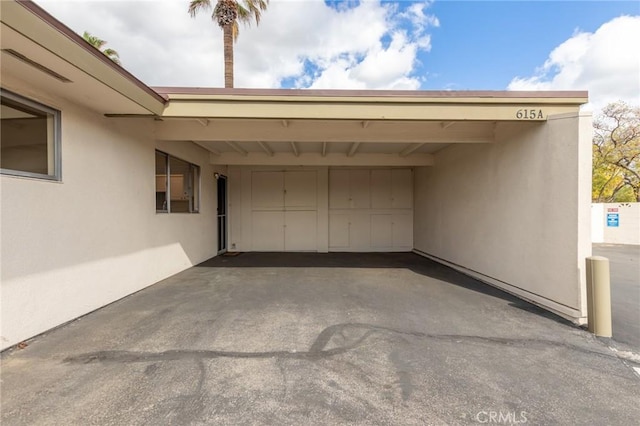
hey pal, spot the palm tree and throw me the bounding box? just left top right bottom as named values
left=83, top=31, right=121, bottom=65
left=189, top=0, right=268, bottom=88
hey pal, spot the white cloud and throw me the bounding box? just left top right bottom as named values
left=38, top=0, right=438, bottom=90
left=508, top=16, right=640, bottom=111
left=399, top=1, right=439, bottom=35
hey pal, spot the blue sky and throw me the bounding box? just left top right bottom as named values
left=38, top=0, right=640, bottom=110
left=420, top=0, right=639, bottom=90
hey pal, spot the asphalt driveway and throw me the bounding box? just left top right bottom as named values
left=592, top=243, right=640, bottom=349
left=1, top=252, right=639, bottom=425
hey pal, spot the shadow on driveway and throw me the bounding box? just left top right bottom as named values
left=198, top=252, right=571, bottom=325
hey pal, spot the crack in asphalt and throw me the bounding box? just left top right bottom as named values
left=63, top=322, right=625, bottom=365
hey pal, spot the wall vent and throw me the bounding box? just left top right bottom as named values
left=2, top=49, right=72, bottom=83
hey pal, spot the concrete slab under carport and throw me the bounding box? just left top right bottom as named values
left=2, top=253, right=638, bottom=425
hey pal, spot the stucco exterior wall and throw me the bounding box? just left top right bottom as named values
left=592, top=203, right=640, bottom=245
left=414, top=112, right=592, bottom=320
left=1, top=87, right=218, bottom=350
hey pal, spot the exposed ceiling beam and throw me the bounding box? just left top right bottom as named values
left=321, top=142, right=328, bottom=157
left=156, top=120, right=496, bottom=143
left=290, top=141, right=299, bottom=157
left=193, top=141, right=221, bottom=156
left=211, top=152, right=435, bottom=167
left=441, top=121, right=456, bottom=129
left=195, top=118, right=209, bottom=127
left=361, top=121, right=370, bottom=129
left=257, top=141, right=274, bottom=156
left=399, top=143, right=425, bottom=157
left=225, top=141, right=248, bottom=156
left=281, top=120, right=289, bottom=128
left=347, top=142, right=361, bottom=157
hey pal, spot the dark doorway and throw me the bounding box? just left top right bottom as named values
left=217, top=175, right=227, bottom=253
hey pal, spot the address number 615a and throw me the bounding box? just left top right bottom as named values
left=516, top=109, right=544, bottom=119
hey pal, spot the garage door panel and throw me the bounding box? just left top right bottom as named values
left=285, top=171, right=317, bottom=208
left=329, top=170, right=350, bottom=209
left=285, top=211, right=317, bottom=251
left=392, top=169, right=413, bottom=208
left=350, top=213, right=371, bottom=250
left=371, top=169, right=392, bottom=209
left=329, top=214, right=350, bottom=248
left=252, top=211, right=284, bottom=251
left=392, top=213, right=413, bottom=248
left=328, top=168, right=413, bottom=252
left=252, top=172, right=283, bottom=208
left=371, top=214, right=393, bottom=248
left=350, top=170, right=371, bottom=209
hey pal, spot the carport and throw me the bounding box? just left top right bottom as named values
left=1, top=0, right=592, bottom=351
left=151, top=88, right=592, bottom=320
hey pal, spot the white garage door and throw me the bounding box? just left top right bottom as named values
left=251, top=170, right=318, bottom=251
left=329, top=168, right=413, bottom=252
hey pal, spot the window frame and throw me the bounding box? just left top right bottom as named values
left=155, top=150, right=200, bottom=214
left=0, top=88, right=62, bottom=181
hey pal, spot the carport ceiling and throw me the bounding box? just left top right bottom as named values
left=156, top=118, right=495, bottom=164
left=193, top=139, right=450, bottom=157
left=151, top=86, right=584, bottom=166
left=149, top=86, right=584, bottom=166
left=156, top=118, right=495, bottom=143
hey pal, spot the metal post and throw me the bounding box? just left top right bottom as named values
left=585, top=256, right=612, bottom=337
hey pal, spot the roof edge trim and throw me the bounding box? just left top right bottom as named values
left=153, top=87, right=588, bottom=100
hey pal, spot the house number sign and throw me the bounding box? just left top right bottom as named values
left=516, top=109, right=544, bottom=119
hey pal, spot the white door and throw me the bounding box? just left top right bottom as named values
left=349, top=170, right=371, bottom=209
left=250, top=170, right=318, bottom=251
left=252, top=171, right=284, bottom=209
left=392, top=169, right=413, bottom=209
left=371, top=169, right=392, bottom=209
left=392, top=213, right=413, bottom=249
left=328, top=168, right=413, bottom=252
left=285, top=211, right=317, bottom=251
left=252, top=211, right=284, bottom=251
left=285, top=171, right=317, bottom=209
left=350, top=212, right=371, bottom=251
left=329, top=213, right=350, bottom=248
left=371, top=214, right=393, bottom=248
left=329, top=170, right=350, bottom=209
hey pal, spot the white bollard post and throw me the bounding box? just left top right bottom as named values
left=585, top=256, right=612, bottom=337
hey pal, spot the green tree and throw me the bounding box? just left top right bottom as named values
left=188, top=0, right=268, bottom=88
left=592, top=101, right=640, bottom=202
left=82, top=31, right=121, bottom=65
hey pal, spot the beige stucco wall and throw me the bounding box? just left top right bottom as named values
left=414, top=112, right=592, bottom=320
left=1, top=86, right=218, bottom=350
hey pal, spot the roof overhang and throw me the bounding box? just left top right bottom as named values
left=0, top=0, right=165, bottom=115
left=150, top=88, right=587, bottom=166
left=154, top=87, right=588, bottom=121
